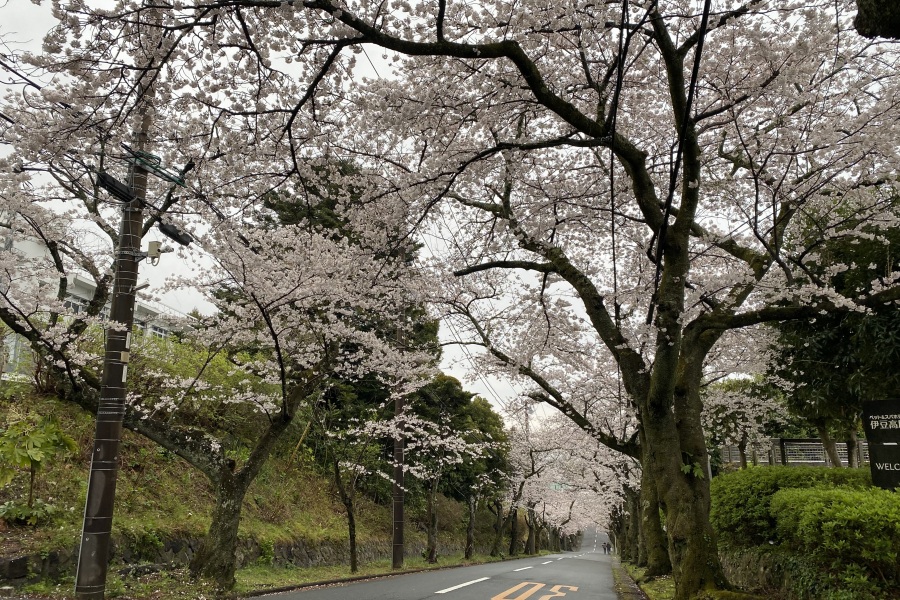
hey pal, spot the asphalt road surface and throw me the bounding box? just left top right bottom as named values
left=260, top=529, right=616, bottom=600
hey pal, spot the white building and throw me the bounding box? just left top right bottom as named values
left=1, top=224, right=186, bottom=381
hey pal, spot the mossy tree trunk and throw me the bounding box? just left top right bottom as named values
left=640, top=465, right=671, bottom=577
left=738, top=432, right=748, bottom=469
left=487, top=499, right=505, bottom=556
left=846, top=429, right=860, bottom=468
left=489, top=479, right=527, bottom=557
left=425, top=479, right=439, bottom=563
left=465, top=495, right=477, bottom=559
left=189, top=470, right=250, bottom=591
left=508, top=507, right=520, bottom=556
left=639, top=319, right=729, bottom=600
left=622, top=487, right=640, bottom=563
left=188, top=402, right=300, bottom=589
left=524, top=504, right=537, bottom=555
left=333, top=459, right=359, bottom=573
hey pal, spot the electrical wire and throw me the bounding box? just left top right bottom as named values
left=608, top=0, right=631, bottom=415
left=419, top=228, right=516, bottom=413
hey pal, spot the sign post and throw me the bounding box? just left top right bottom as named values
left=861, top=399, right=900, bottom=490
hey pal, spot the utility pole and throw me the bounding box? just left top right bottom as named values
left=392, top=393, right=405, bottom=569
left=74, top=121, right=150, bottom=599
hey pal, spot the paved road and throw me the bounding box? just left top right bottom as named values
left=261, top=529, right=616, bottom=600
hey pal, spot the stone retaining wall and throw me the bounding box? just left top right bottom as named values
left=0, top=535, right=485, bottom=586
left=719, top=547, right=795, bottom=598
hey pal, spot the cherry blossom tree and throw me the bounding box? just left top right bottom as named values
left=1, top=167, right=432, bottom=589
left=500, top=410, right=626, bottom=555
left=420, top=390, right=511, bottom=560
left=190, top=212, right=433, bottom=583
left=1, top=48, right=431, bottom=599
left=337, top=4, right=899, bottom=594
left=7, top=2, right=900, bottom=598
left=342, top=402, right=487, bottom=562
left=702, top=378, right=784, bottom=469
left=480, top=406, right=549, bottom=557
left=310, top=395, right=391, bottom=574
left=541, top=416, right=629, bottom=542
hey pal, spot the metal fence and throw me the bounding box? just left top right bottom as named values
left=719, top=438, right=870, bottom=467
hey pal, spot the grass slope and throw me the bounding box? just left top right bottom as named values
left=1, top=391, right=500, bottom=598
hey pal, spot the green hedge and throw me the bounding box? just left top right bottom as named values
left=771, top=486, right=900, bottom=599
left=710, top=466, right=871, bottom=548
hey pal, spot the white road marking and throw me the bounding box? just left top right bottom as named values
left=541, top=561, right=553, bottom=564
left=513, top=566, right=533, bottom=572
left=435, top=577, right=490, bottom=594
left=556, top=557, right=564, bottom=561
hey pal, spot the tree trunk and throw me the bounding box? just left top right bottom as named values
left=508, top=507, right=520, bottom=556
left=189, top=472, right=248, bottom=591
left=738, top=432, right=748, bottom=469
left=187, top=396, right=301, bottom=590
left=638, top=329, right=729, bottom=600
left=392, top=394, right=405, bottom=569
left=524, top=506, right=537, bottom=555
left=816, top=424, right=843, bottom=467
left=641, top=414, right=728, bottom=600
left=660, top=477, right=725, bottom=600
left=425, top=481, right=438, bottom=563
left=333, top=460, right=358, bottom=573
left=625, top=488, right=641, bottom=563
left=846, top=429, right=859, bottom=468
left=639, top=469, right=671, bottom=577
left=488, top=500, right=505, bottom=556
left=608, top=504, right=626, bottom=558
left=616, top=486, right=640, bottom=563
left=347, top=502, right=358, bottom=572
left=465, top=495, right=476, bottom=559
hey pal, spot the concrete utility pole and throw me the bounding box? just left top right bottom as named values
left=74, top=125, right=149, bottom=599
left=392, top=394, right=405, bottom=569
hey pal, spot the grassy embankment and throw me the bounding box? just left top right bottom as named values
left=1, top=391, right=504, bottom=598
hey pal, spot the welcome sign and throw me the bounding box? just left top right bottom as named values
left=862, top=399, right=900, bottom=490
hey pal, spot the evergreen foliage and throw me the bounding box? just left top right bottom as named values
left=711, top=466, right=898, bottom=599
left=711, top=466, right=871, bottom=548
left=771, top=486, right=900, bottom=599
left=769, top=220, right=900, bottom=441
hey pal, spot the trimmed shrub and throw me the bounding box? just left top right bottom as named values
left=771, top=486, right=900, bottom=599
left=710, top=466, right=870, bottom=548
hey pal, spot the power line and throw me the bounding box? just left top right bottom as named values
left=419, top=227, right=517, bottom=413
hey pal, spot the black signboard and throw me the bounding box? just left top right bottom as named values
left=862, top=399, right=900, bottom=490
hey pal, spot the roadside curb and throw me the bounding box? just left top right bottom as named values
left=610, top=558, right=648, bottom=600
left=243, top=569, right=422, bottom=597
